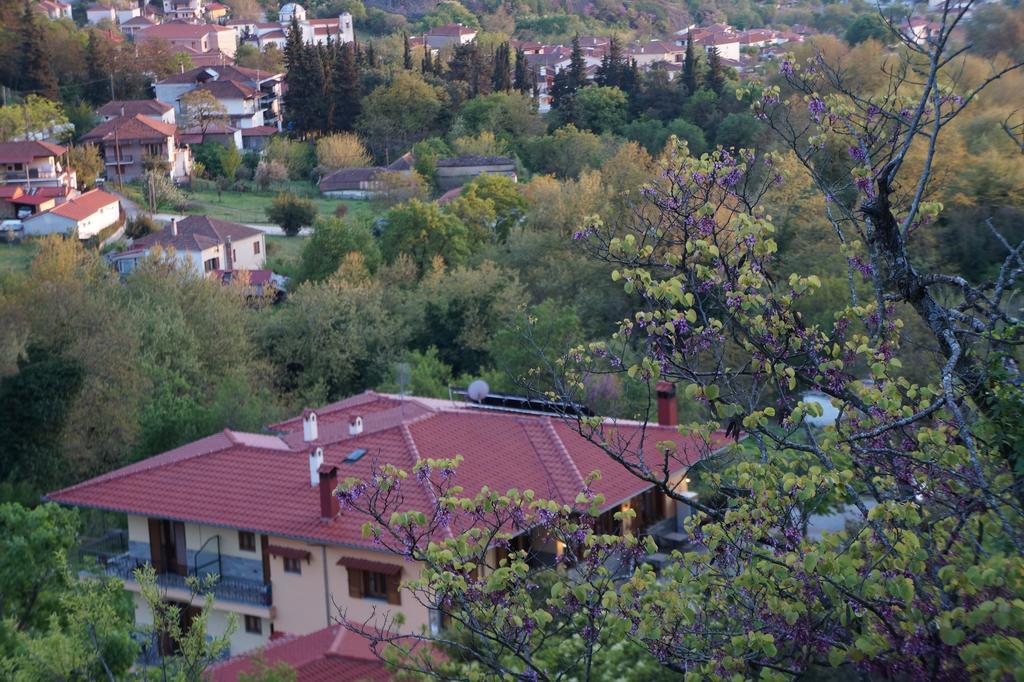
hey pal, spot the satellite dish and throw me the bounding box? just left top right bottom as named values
left=467, top=380, right=490, bottom=402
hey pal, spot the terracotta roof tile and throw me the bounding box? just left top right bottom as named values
left=0, top=140, right=66, bottom=162
left=81, top=114, right=177, bottom=143
left=47, top=392, right=719, bottom=551
left=27, top=189, right=118, bottom=222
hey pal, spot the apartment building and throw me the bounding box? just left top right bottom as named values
left=48, top=387, right=710, bottom=659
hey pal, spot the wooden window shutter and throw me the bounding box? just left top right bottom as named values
left=148, top=518, right=165, bottom=573
left=347, top=568, right=364, bottom=599
left=385, top=573, right=402, bottom=605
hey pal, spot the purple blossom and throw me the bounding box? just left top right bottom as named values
left=808, top=97, right=827, bottom=119
left=848, top=146, right=867, bottom=163
left=781, top=60, right=794, bottom=77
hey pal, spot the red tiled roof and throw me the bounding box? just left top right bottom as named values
left=426, top=23, right=477, bottom=37
left=81, top=114, right=177, bottom=143
left=0, top=186, right=23, bottom=199
left=120, top=15, right=156, bottom=27
left=98, top=99, right=173, bottom=118
left=318, top=167, right=386, bottom=191
left=137, top=20, right=232, bottom=39
left=0, top=140, right=66, bottom=162
left=135, top=215, right=262, bottom=253
left=47, top=391, right=720, bottom=552
left=207, top=623, right=394, bottom=682
left=195, top=79, right=259, bottom=100
left=28, top=189, right=118, bottom=221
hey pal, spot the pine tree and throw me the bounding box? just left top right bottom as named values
left=706, top=46, right=725, bottom=95
left=513, top=47, right=529, bottom=94
left=403, top=33, right=413, bottom=70
left=284, top=17, right=304, bottom=72
left=492, top=42, right=511, bottom=92
left=20, top=0, right=57, bottom=99
left=682, top=32, right=698, bottom=96
left=365, top=41, right=376, bottom=69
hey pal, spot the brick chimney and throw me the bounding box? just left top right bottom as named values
left=318, top=463, right=339, bottom=519
left=656, top=381, right=677, bottom=426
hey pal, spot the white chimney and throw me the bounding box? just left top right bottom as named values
left=348, top=416, right=363, bottom=436
left=302, top=409, right=318, bottom=442
left=309, top=446, right=324, bottom=487
left=169, top=218, right=178, bottom=236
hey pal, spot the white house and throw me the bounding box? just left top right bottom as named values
left=23, top=189, right=120, bottom=240
left=85, top=3, right=116, bottom=24
left=114, top=215, right=266, bottom=275
left=97, top=100, right=176, bottom=125
left=116, top=6, right=140, bottom=23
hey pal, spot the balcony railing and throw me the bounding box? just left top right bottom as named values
left=80, top=533, right=272, bottom=607
left=3, top=170, right=61, bottom=181
left=106, top=156, right=134, bottom=165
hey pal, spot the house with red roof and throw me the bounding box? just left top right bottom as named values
left=111, top=214, right=266, bottom=275
left=35, top=0, right=72, bottom=20
left=85, top=2, right=115, bottom=24
left=0, top=141, right=76, bottom=190
left=0, top=185, right=73, bottom=219
left=155, top=65, right=285, bottom=132
left=48, top=386, right=711, bottom=659
left=81, top=114, right=192, bottom=183
left=98, top=99, right=176, bottom=125
left=424, top=23, right=477, bottom=49
left=136, top=20, right=237, bottom=58
left=22, top=188, right=121, bottom=239
left=119, top=14, right=158, bottom=38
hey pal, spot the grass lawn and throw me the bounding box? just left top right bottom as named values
left=0, top=240, right=38, bottom=273
left=180, top=181, right=376, bottom=225
left=266, top=235, right=307, bottom=279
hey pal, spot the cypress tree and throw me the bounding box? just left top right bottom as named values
left=330, top=41, right=361, bottom=131
left=492, top=42, right=511, bottom=92
left=365, top=41, right=376, bottom=69
left=513, top=47, right=529, bottom=94
left=568, top=33, right=585, bottom=92
left=595, top=35, right=623, bottom=88
left=20, top=0, right=57, bottom=99
left=421, top=44, right=432, bottom=74
left=403, top=33, right=413, bottom=70
left=682, top=32, right=698, bottom=96
left=84, top=31, right=111, bottom=105
left=706, top=46, right=725, bottom=95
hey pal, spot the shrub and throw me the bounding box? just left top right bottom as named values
left=265, top=192, right=318, bottom=236
left=125, top=213, right=158, bottom=239
left=254, top=159, right=288, bottom=191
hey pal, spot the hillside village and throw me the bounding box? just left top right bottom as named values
left=1, top=0, right=1023, bottom=679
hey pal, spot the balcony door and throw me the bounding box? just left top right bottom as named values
left=148, top=519, right=188, bottom=576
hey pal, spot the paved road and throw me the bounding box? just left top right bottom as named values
left=110, top=190, right=313, bottom=237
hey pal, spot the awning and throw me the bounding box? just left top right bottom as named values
left=268, top=545, right=311, bottom=562
left=336, top=556, right=402, bottom=575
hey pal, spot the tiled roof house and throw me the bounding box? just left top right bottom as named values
left=48, top=387, right=717, bottom=660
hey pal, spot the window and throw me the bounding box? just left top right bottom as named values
left=253, top=240, right=260, bottom=255
left=203, top=257, right=219, bottom=272
left=232, top=249, right=237, bottom=263
left=244, top=615, right=262, bottom=634
left=238, top=531, right=256, bottom=552
left=283, top=556, right=302, bottom=574
left=363, top=571, right=388, bottom=600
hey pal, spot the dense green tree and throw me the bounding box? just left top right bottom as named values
left=380, top=199, right=473, bottom=272
left=298, top=217, right=381, bottom=282
left=488, top=298, right=583, bottom=393
left=266, top=193, right=318, bottom=236
left=844, top=14, right=893, bottom=45
left=376, top=346, right=454, bottom=398
left=83, top=30, right=113, bottom=106
left=574, top=85, right=629, bottom=134
left=357, top=73, right=446, bottom=162
left=521, top=124, right=610, bottom=179
left=19, top=0, right=57, bottom=99
left=714, top=112, right=763, bottom=150
left=594, top=36, right=627, bottom=90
